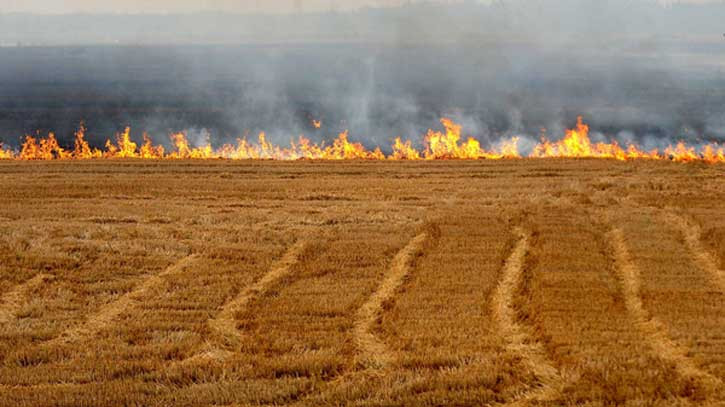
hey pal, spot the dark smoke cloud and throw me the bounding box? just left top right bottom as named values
left=1, top=1, right=724, bottom=152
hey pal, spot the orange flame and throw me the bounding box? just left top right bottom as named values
left=2, top=117, right=724, bottom=164
left=665, top=142, right=699, bottom=163
left=702, top=144, right=725, bottom=164
left=168, top=133, right=215, bottom=159
left=73, top=126, right=103, bottom=159
left=140, top=133, right=165, bottom=159
left=533, top=117, right=618, bottom=160
left=21, top=134, right=71, bottom=160
left=423, top=118, right=521, bottom=160
left=529, top=116, right=674, bottom=161
left=0, top=143, right=15, bottom=159
left=115, top=128, right=139, bottom=158
left=391, top=137, right=421, bottom=160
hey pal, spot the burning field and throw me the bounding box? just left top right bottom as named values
left=0, top=157, right=724, bottom=406
left=2, top=117, right=725, bottom=163
left=2, top=2, right=725, bottom=404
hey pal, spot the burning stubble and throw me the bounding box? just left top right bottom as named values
left=3, top=117, right=725, bottom=163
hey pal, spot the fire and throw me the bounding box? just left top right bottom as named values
left=0, top=117, right=723, bottom=163
left=702, top=145, right=725, bottom=164
left=106, top=128, right=138, bottom=158
left=423, top=118, right=521, bottom=160
left=169, top=133, right=214, bottom=159
left=665, top=142, right=699, bottom=163
left=293, top=136, right=323, bottom=160
left=534, top=117, right=623, bottom=160
left=73, top=126, right=102, bottom=159
left=312, top=120, right=322, bottom=129
left=391, top=137, right=421, bottom=160
left=528, top=117, right=694, bottom=161
left=329, top=131, right=385, bottom=160
left=424, top=118, right=469, bottom=159
left=218, top=131, right=386, bottom=160
left=0, top=143, right=14, bottom=159
left=499, top=138, right=521, bottom=159
left=140, top=134, right=165, bottom=159
left=20, top=133, right=71, bottom=160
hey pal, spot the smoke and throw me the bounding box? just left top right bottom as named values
left=1, top=0, right=725, bottom=153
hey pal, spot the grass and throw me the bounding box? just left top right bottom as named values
left=0, top=159, right=723, bottom=406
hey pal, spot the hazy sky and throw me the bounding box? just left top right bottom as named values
left=0, top=0, right=717, bottom=14
left=0, top=0, right=419, bottom=14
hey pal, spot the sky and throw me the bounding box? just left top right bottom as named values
left=0, top=0, right=718, bottom=14
left=0, top=0, right=415, bottom=14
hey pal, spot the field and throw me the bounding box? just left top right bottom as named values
left=0, top=159, right=724, bottom=406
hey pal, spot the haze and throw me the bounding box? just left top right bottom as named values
left=1, top=0, right=412, bottom=14
left=1, top=0, right=724, bottom=151
left=0, top=0, right=719, bottom=14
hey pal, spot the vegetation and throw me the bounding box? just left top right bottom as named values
left=0, top=159, right=723, bottom=406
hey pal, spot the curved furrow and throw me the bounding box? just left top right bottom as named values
left=174, top=240, right=309, bottom=367
left=290, top=229, right=434, bottom=407
left=491, top=227, right=563, bottom=406
left=353, top=231, right=430, bottom=370
left=0, top=274, right=53, bottom=325
left=664, top=212, right=724, bottom=292
left=46, top=254, right=199, bottom=346
left=209, top=240, right=309, bottom=348
left=608, top=228, right=723, bottom=392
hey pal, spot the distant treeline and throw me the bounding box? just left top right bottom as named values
left=1, top=0, right=724, bottom=45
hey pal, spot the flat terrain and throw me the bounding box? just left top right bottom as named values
left=0, top=159, right=724, bottom=406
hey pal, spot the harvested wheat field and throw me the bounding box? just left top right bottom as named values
left=0, top=159, right=724, bottom=407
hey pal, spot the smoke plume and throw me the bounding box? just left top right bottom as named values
left=1, top=0, right=724, bottom=152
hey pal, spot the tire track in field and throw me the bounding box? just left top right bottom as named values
left=664, top=212, right=725, bottom=292
left=209, top=240, right=309, bottom=347
left=353, top=231, right=430, bottom=370
left=0, top=274, right=53, bottom=325
left=295, top=230, right=432, bottom=406
left=491, top=227, right=563, bottom=406
left=608, top=228, right=723, bottom=392
left=47, top=254, right=199, bottom=346
left=178, top=240, right=310, bottom=366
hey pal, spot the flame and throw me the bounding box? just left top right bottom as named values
left=19, top=136, right=41, bottom=160
left=391, top=137, right=421, bottom=160
left=499, top=138, right=522, bottom=159
left=140, top=134, right=165, bottom=159
left=702, top=144, right=725, bottom=164
left=294, top=136, right=323, bottom=160
left=422, top=118, right=521, bottom=160
left=1, top=117, right=724, bottom=163
left=0, top=142, right=15, bottom=159
left=329, top=131, right=385, bottom=160
left=533, top=117, right=623, bottom=160
left=218, top=131, right=386, bottom=160
left=529, top=116, right=676, bottom=161
left=168, top=133, right=215, bottom=159
left=312, top=120, right=322, bottom=129
left=425, top=118, right=466, bottom=159
left=665, top=142, right=699, bottom=163
left=115, top=128, right=139, bottom=158
left=73, top=126, right=102, bottom=159
left=20, top=133, right=71, bottom=160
